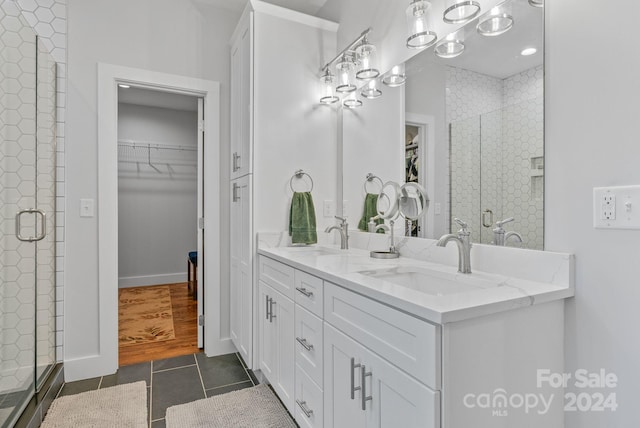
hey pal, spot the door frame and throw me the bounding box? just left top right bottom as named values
left=405, top=112, right=435, bottom=238
left=97, top=63, right=234, bottom=374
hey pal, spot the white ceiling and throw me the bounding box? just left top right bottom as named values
left=195, top=0, right=329, bottom=15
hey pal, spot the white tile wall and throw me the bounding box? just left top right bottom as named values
left=447, top=65, right=544, bottom=250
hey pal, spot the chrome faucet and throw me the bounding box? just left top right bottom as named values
left=492, top=218, right=524, bottom=246
left=436, top=218, right=472, bottom=274
left=325, top=216, right=349, bottom=249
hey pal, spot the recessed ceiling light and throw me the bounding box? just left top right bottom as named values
left=118, top=84, right=131, bottom=89
left=521, top=47, right=537, bottom=56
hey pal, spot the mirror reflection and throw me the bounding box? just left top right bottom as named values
left=344, top=0, right=544, bottom=250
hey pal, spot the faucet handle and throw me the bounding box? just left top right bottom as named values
left=496, top=217, right=514, bottom=228
left=335, top=216, right=347, bottom=225
left=454, top=218, right=470, bottom=234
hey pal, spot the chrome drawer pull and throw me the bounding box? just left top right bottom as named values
left=361, top=365, right=373, bottom=410
left=295, top=287, right=313, bottom=298
left=296, top=337, right=314, bottom=351
left=296, top=400, right=314, bottom=418
left=350, top=358, right=361, bottom=399
left=265, top=296, right=270, bottom=320
left=269, top=298, right=276, bottom=322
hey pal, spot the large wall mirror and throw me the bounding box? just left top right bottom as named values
left=342, top=0, right=544, bottom=250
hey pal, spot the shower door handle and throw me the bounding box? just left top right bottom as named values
left=15, top=209, right=47, bottom=242
left=482, top=209, right=493, bottom=228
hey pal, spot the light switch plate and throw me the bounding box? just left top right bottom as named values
left=593, top=186, right=640, bottom=229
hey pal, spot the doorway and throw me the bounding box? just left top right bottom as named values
left=95, top=64, right=234, bottom=379
left=116, top=87, right=201, bottom=366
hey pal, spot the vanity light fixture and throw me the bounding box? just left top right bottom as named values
left=382, top=64, right=406, bottom=87
left=361, top=79, right=382, bottom=99
left=528, top=0, right=543, bottom=7
left=118, top=84, right=131, bottom=89
left=477, top=6, right=513, bottom=37
left=406, top=0, right=437, bottom=49
left=319, top=69, right=339, bottom=104
left=355, top=38, right=380, bottom=80
left=343, top=92, right=363, bottom=108
left=521, top=47, right=537, bottom=56
left=443, top=0, right=481, bottom=24
left=435, top=32, right=465, bottom=59
left=335, top=53, right=357, bottom=93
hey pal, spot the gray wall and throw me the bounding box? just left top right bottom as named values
left=65, top=0, right=239, bottom=364
left=117, top=103, right=197, bottom=287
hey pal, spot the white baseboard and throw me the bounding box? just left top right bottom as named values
left=118, top=272, right=186, bottom=288
left=64, top=353, right=117, bottom=382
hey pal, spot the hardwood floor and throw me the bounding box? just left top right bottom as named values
left=119, top=282, right=200, bottom=367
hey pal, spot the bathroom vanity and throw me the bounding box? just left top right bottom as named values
left=256, top=233, right=573, bottom=428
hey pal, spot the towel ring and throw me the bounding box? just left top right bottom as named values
left=290, top=169, right=314, bottom=193
left=363, top=173, right=383, bottom=194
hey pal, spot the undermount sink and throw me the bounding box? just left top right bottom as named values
left=283, top=246, right=342, bottom=256
left=358, top=266, right=499, bottom=296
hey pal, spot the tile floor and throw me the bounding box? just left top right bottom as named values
left=55, top=352, right=261, bottom=428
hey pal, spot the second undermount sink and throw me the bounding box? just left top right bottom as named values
left=358, top=266, right=499, bottom=296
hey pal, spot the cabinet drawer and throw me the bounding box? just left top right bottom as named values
left=295, top=365, right=324, bottom=428
left=259, top=256, right=295, bottom=299
left=324, top=282, right=441, bottom=389
left=294, top=270, right=323, bottom=317
left=295, top=305, right=323, bottom=387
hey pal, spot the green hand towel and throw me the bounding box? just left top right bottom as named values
left=289, top=192, right=318, bottom=244
left=358, top=193, right=384, bottom=232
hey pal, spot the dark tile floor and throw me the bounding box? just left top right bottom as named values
left=56, top=352, right=260, bottom=428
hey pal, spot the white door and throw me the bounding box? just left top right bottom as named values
left=259, top=282, right=276, bottom=382
left=196, top=97, right=205, bottom=347
left=230, top=19, right=251, bottom=179
left=273, top=289, right=295, bottom=413
left=230, top=175, right=252, bottom=364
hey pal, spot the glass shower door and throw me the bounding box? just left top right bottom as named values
left=1, top=8, right=57, bottom=427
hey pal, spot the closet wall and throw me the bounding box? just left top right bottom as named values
left=117, top=102, right=198, bottom=287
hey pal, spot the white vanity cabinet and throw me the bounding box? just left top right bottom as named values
left=258, top=281, right=295, bottom=412
left=228, top=1, right=338, bottom=371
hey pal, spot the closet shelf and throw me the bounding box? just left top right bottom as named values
left=117, top=139, right=197, bottom=152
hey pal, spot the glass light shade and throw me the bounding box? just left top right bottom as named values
left=335, top=55, right=357, bottom=93
left=528, top=0, right=543, bottom=7
left=319, top=70, right=339, bottom=104
left=477, top=7, right=513, bottom=36
left=355, top=41, right=380, bottom=80
left=382, top=64, right=406, bottom=87
left=434, top=38, right=465, bottom=58
left=443, top=1, right=481, bottom=24
left=343, top=92, right=363, bottom=108
left=361, top=79, right=382, bottom=99
left=406, top=0, right=437, bottom=49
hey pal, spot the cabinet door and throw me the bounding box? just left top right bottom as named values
left=230, top=176, right=253, bottom=365
left=273, top=287, right=295, bottom=414
left=324, top=324, right=367, bottom=428
left=230, top=15, right=251, bottom=179
left=259, top=281, right=276, bottom=382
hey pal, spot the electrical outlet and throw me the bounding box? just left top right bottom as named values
left=323, top=200, right=334, bottom=218
left=601, top=194, right=616, bottom=220
left=435, top=203, right=441, bottom=215
left=594, top=186, right=640, bottom=229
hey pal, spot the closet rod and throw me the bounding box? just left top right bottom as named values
left=117, top=139, right=197, bottom=152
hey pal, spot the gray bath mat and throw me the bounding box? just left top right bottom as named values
left=166, top=383, right=296, bottom=428
left=41, top=381, right=147, bottom=428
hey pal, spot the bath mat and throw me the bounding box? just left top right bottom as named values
left=119, top=285, right=175, bottom=345
left=166, top=384, right=296, bottom=428
left=41, top=381, right=147, bottom=428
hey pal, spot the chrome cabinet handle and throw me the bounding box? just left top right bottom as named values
left=15, top=209, right=47, bottom=242
left=265, top=296, right=271, bottom=320
left=296, top=400, right=314, bottom=418
left=295, top=287, right=313, bottom=298
left=269, top=298, right=276, bottom=322
left=350, top=358, right=361, bottom=399
left=361, top=365, right=373, bottom=410
left=232, top=183, right=240, bottom=202
left=233, top=152, right=241, bottom=172
left=296, top=337, right=314, bottom=351
left=482, top=209, right=493, bottom=228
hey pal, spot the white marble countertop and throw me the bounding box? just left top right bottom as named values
left=257, top=237, right=574, bottom=324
